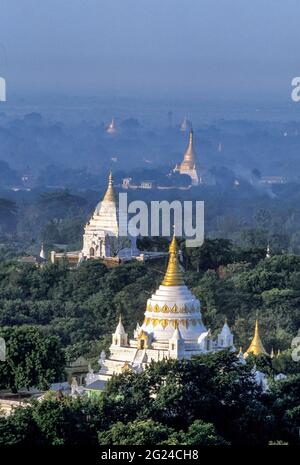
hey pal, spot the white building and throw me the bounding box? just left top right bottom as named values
left=85, top=235, right=235, bottom=390
left=51, top=173, right=140, bottom=264
left=81, top=172, right=139, bottom=260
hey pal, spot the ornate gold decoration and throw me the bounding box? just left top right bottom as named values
left=145, top=302, right=198, bottom=315
left=179, top=319, right=186, bottom=328
left=121, top=361, right=132, bottom=373
left=161, top=319, right=168, bottom=329
left=137, top=329, right=149, bottom=349
left=246, top=320, right=267, bottom=356
left=171, top=319, right=179, bottom=329
left=180, top=305, right=188, bottom=314
left=162, top=235, right=184, bottom=286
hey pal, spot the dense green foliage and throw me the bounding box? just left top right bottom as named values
left=0, top=327, right=65, bottom=392
left=0, top=259, right=161, bottom=361
left=0, top=352, right=299, bottom=446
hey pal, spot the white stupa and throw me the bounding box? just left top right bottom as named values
left=85, top=235, right=235, bottom=390
left=39, top=243, right=46, bottom=260
left=180, top=116, right=188, bottom=132
left=106, top=118, right=116, bottom=134
left=81, top=172, right=139, bottom=260
left=217, top=319, right=235, bottom=351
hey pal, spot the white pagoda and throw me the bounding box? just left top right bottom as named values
left=180, top=116, right=188, bottom=132
left=81, top=172, right=139, bottom=260
left=50, top=173, right=167, bottom=265
left=106, top=118, right=116, bottom=134
left=85, top=235, right=235, bottom=389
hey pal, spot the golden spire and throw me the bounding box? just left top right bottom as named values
left=180, top=128, right=197, bottom=171
left=103, top=172, right=116, bottom=203
left=246, top=319, right=267, bottom=356
left=162, top=234, right=184, bottom=286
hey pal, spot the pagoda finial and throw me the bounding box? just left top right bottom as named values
left=103, top=171, right=116, bottom=203
left=245, top=318, right=267, bottom=356
left=162, top=233, right=184, bottom=286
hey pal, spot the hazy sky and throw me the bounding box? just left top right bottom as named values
left=1, top=0, right=300, bottom=100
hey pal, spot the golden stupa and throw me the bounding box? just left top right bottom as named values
left=162, top=235, right=184, bottom=286
left=245, top=319, right=267, bottom=357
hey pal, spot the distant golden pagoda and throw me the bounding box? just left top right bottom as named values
left=181, top=129, right=196, bottom=171
left=245, top=320, right=267, bottom=357
left=174, top=128, right=201, bottom=185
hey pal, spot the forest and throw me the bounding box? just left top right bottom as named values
left=0, top=351, right=299, bottom=446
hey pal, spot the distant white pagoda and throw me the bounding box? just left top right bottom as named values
left=39, top=243, right=46, bottom=260
left=180, top=117, right=188, bottom=132
left=81, top=172, right=139, bottom=260
left=85, top=235, right=235, bottom=390
left=106, top=118, right=116, bottom=134
left=174, top=129, right=201, bottom=185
